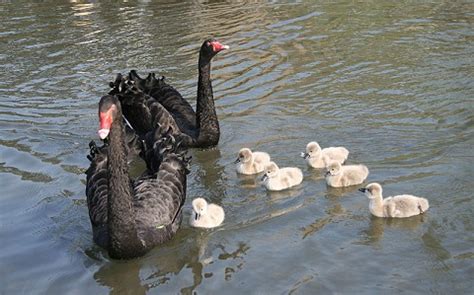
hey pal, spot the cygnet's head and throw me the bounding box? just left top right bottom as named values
left=358, top=183, right=383, bottom=199
left=301, top=142, right=321, bottom=159
left=325, top=161, right=341, bottom=176
left=234, top=148, right=252, bottom=164
left=192, top=198, right=208, bottom=220
left=261, top=161, right=279, bottom=181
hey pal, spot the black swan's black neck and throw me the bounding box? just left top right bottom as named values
left=196, top=58, right=220, bottom=147
left=107, top=117, right=144, bottom=259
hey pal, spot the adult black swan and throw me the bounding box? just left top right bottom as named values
left=86, top=95, right=190, bottom=259
left=112, top=38, right=229, bottom=148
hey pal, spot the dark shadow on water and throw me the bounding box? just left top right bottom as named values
left=90, top=229, right=203, bottom=294
left=93, top=260, right=146, bottom=295
left=216, top=241, right=251, bottom=282
left=89, top=228, right=251, bottom=294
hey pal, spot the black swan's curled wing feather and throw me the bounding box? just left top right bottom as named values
left=128, top=71, right=198, bottom=137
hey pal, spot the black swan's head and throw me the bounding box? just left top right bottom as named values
left=98, top=95, right=121, bottom=140
left=200, top=38, right=229, bottom=62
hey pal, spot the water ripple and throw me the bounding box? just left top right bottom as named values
left=1, top=1, right=473, bottom=294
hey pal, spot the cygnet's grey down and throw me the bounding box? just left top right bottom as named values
left=301, top=141, right=349, bottom=168
left=261, top=161, right=303, bottom=191
left=359, top=183, right=429, bottom=218
left=190, top=198, right=225, bottom=228
left=325, top=161, right=369, bottom=187
left=234, top=148, right=271, bottom=175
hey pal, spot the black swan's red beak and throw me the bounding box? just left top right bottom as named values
left=210, top=41, right=229, bottom=53
left=98, top=109, right=114, bottom=139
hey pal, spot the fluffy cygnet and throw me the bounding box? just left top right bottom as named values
left=325, top=161, right=369, bottom=187
left=234, top=148, right=271, bottom=175
left=261, top=161, right=303, bottom=191
left=190, top=198, right=225, bottom=228
left=359, top=183, right=429, bottom=218
left=301, top=141, right=349, bottom=168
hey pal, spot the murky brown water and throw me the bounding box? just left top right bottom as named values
left=1, top=1, right=473, bottom=294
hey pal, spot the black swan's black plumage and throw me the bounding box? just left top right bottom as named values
left=85, top=95, right=190, bottom=259
left=110, top=38, right=228, bottom=148
left=108, top=75, right=185, bottom=144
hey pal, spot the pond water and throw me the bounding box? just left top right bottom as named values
left=1, top=1, right=473, bottom=294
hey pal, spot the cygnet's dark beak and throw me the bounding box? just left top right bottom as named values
left=261, top=174, right=268, bottom=182
left=234, top=158, right=240, bottom=164
left=301, top=152, right=310, bottom=159
left=358, top=188, right=368, bottom=193
left=194, top=212, right=200, bottom=220
left=325, top=171, right=331, bottom=177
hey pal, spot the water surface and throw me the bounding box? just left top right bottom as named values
left=1, top=1, right=473, bottom=294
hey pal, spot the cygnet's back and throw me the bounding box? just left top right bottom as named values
left=323, top=147, right=349, bottom=163
left=384, top=194, right=429, bottom=218
left=253, top=151, right=271, bottom=165
left=325, top=162, right=369, bottom=187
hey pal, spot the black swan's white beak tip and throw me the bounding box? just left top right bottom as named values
left=98, top=129, right=110, bottom=140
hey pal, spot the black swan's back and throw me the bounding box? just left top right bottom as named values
left=133, top=135, right=191, bottom=248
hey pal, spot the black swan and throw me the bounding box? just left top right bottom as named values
left=111, top=38, right=229, bottom=148
left=86, top=95, right=190, bottom=259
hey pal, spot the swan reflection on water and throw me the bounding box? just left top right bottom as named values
left=266, top=186, right=303, bottom=201
left=236, top=173, right=261, bottom=189
left=359, top=214, right=428, bottom=247
left=90, top=230, right=250, bottom=294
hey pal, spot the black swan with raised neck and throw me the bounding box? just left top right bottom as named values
left=86, top=95, right=190, bottom=259
left=110, top=38, right=228, bottom=148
